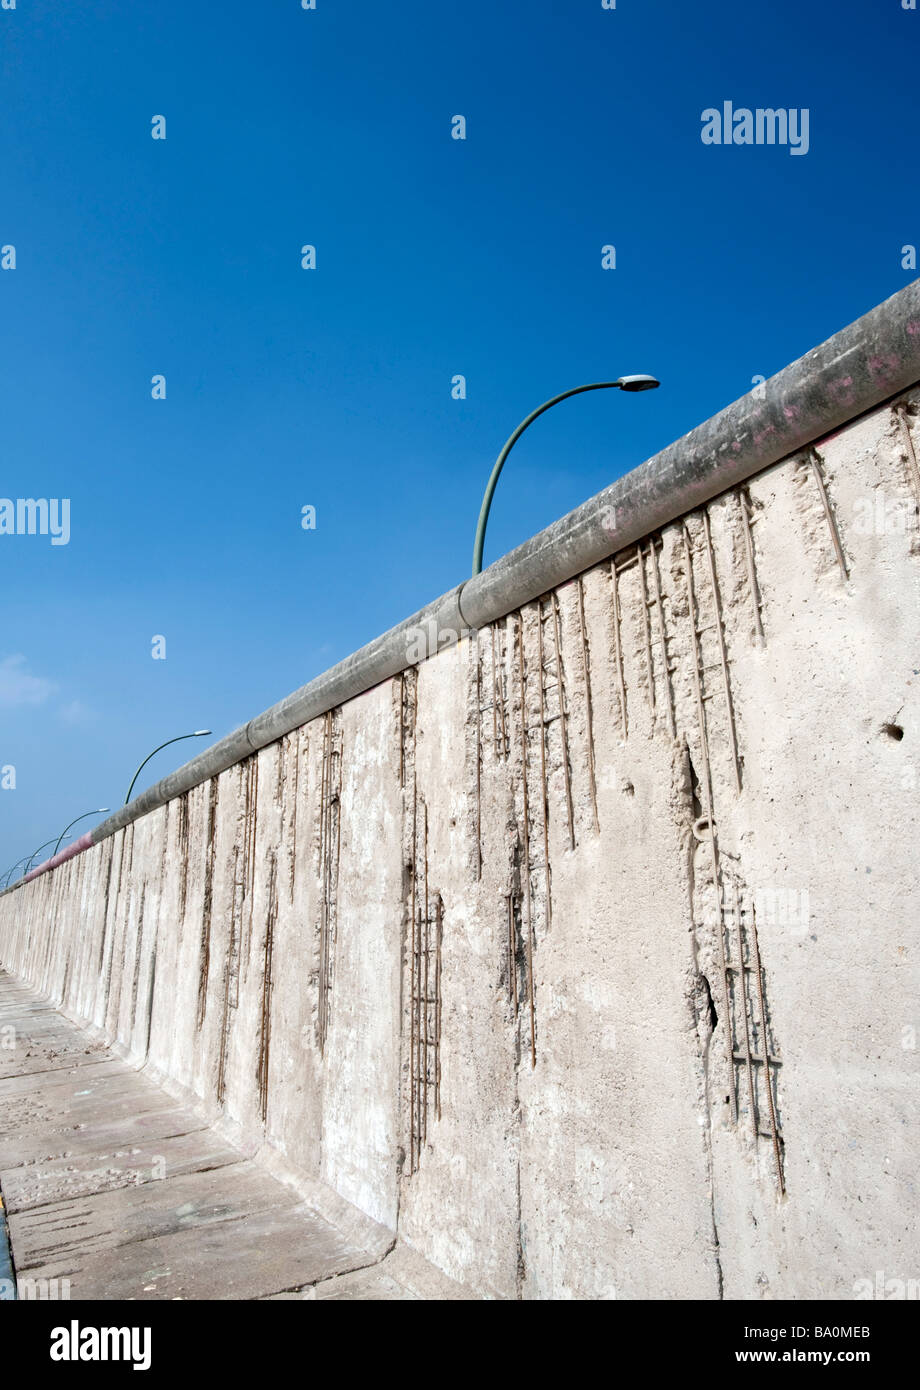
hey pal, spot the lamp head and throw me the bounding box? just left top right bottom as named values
left=195, top=730, right=212, bottom=738
left=616, top=375, right=660, bottom=392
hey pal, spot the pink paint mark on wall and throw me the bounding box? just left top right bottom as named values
left=867, top=353, right=900, bottom=384
left=23, top=831, right=95, bottom=884
left=828, top=376, right=855, bottom=407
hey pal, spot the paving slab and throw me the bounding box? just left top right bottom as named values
left=0, top=1059, right=131, bottom=1098
left=0, top=1033, right=111, bottom=1080
left=0, top=1100, right=229, bottom=1178
left=0, top=1072, right=179, bottom=1147
left=19, top=1199, right=392, bottom=1300
left=1, top=1125, right=239, bottom=1212
left=9, top=1160, right=295, bottom=1270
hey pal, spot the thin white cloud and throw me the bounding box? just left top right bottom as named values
left=0, top=654, right=58, bottom=707
left=58, top=699, right=92, bottom=725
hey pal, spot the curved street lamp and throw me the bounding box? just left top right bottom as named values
left=2, top=839, right=72, bottom=888
left=1, top=854, right=38, bottom=890
left=52, top=809, right=111, bottom=861
left=471, top=376, right=660, bottom=576
left=125, top=731, right=211, bottom=806
left=25, top=836, right=73, bottom=875
left=2, top=812, right=109, bottom=889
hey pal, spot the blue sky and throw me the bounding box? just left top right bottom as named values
left=1, top=0, right=917, bottom=873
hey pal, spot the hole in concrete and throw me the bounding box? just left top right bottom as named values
left=701, top=974, right=718, bottom=1033
left=687, top=752, right=703, bottom=820
left=882, top=723, right=904, bottom=741
left=693, top=815, right=712, bottom=843
left=623, top=780, right=635, bottom=796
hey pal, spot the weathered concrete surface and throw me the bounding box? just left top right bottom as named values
left=2, top=388, right=919, bottom=1299
left=0, top=971, right=460, bottom=1299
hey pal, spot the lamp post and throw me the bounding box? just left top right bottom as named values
left=1, top=811, right=109, bottom=890
left=2, top=840, right=70, bottom=888
left=52, top=810, right=111, bottom=861
left=124, top=731, right=211, bottom=806
left=1, top=854, right=37, bottom=889
left=25, top=836, right=72, bottom=875
left=471, top=376, right=660, bottom=576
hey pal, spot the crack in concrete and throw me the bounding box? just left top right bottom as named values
left=266, top=1235, right=399, bottom=1299
left=679, top=742, right=725, bottom=1302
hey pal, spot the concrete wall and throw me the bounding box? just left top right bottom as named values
left=3, top=389, right=919, bottom=1299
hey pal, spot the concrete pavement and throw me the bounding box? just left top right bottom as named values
left=0, top=969, right=464, bottom=1301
